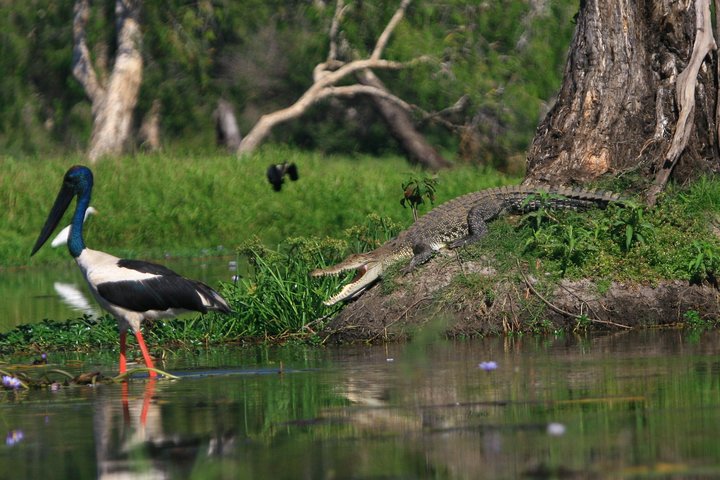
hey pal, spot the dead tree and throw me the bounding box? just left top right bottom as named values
left=340, top=4, right=450, bottom=169
left=73, top=0, right=143, bottom=162
left=525, top=0, right=720, bottom=205
left=355, top=69, right=450, bottom=169
left=237, top=0, right=449, bottom=170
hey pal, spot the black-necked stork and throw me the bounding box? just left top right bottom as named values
left=31, top=165, right=232, bottom=378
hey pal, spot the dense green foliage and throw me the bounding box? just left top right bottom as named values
left=0, top=1, right=579, bottom=163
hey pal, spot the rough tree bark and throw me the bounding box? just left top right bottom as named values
left=237, top=0, right=449, bottom=170
left=525, top=0, right=720, bottom=204
left=73, top=0, right=143, bottom=162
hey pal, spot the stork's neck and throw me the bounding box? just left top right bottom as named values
left=67, top=189, right=91, bottom=258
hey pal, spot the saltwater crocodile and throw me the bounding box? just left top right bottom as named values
left=311, top=185, right=624, bottom=306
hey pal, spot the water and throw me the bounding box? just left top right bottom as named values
left=0, top=256, right=236, bottom=332
left=2, top=331, right=720, bottom=479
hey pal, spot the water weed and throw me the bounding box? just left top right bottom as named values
left=683, top=309, right=716, bottom=331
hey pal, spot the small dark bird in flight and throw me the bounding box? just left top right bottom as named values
left=266, top=162, right=299, bottom=192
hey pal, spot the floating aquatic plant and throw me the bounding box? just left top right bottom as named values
left=2, top=375, right=22, bottom=389
left=5, top=430, right=24, bottom=446
left=478, top=361, right=498, bottom=371
left=0, top=364, right=177, bottom=394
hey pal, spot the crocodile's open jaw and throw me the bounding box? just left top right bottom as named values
left=311, top=257, right=383, bottom=306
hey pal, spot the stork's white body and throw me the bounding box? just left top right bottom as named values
left=77, top=248, right=230, bottom=333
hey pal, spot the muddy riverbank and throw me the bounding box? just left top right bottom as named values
left=321, top=252, right=720, bottom=343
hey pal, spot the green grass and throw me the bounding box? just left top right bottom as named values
left=459, top=177, right=720, bottom=285
left=0, top=147, right=514, bottom=267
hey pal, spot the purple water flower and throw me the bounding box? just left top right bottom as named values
left=33, top=353, right=48, bottom=365
left=5, top=430, right=24, bottom=446
left=2, top=375, right=22, bottom=389
left=478, top=361, right=498, bottom=371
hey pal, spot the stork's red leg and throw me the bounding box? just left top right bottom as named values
left=134, top=330, right=158, bottom=378
left=119, top=330, right=128, bottom=375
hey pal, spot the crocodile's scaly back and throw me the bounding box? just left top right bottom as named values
left=313, top=185, right=625, bottom=305
left=401, top=185, right=622, bottom=247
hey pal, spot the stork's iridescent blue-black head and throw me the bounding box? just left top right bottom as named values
left=31, top=165, right=93, bottom=258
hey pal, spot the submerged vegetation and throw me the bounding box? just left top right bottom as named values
left=1, top=159, right=719, bottom=353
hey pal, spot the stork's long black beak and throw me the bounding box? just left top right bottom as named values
left=31, top=184, right=74, bottom=256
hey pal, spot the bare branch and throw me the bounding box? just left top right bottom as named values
left=72, top=0, right=104, bottom=103
left=319, top=84, right=414, bottom=110
left=238, top=0, right=446, bottom=169
left=371, top=0, right=412, bottom=60
left=671, top=0, right=715, bottom=155
left=327, top=0, right=348, bottom=63
left=314, top=0, right=349, bottom=82
left=320, top=56, right=431, bottom=88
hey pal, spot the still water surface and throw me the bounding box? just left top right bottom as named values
left=2, top=331, right=720, bottom=479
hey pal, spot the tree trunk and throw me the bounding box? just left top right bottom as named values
left=355, top=69, right=451, bottom=170
left=138, top=99, right=161, bottom=151
left=73, top=0, right=143, bottom=162
left=213, top=99, right=242, bottom=151
left=525, top=0, right=720, bottom=197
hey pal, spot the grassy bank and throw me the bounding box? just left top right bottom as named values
left=469, top=177, right=720, bottom=284
left=1, top=148, right=513, bottom=268
left=3, top=149, right=720, bottom=354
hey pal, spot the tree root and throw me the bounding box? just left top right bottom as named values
left=647, top=0, right=717, bottom=205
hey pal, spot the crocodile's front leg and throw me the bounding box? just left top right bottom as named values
left=447, top=201, right=499, bottom=249
left=401, top=242, right=436, bottom=274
